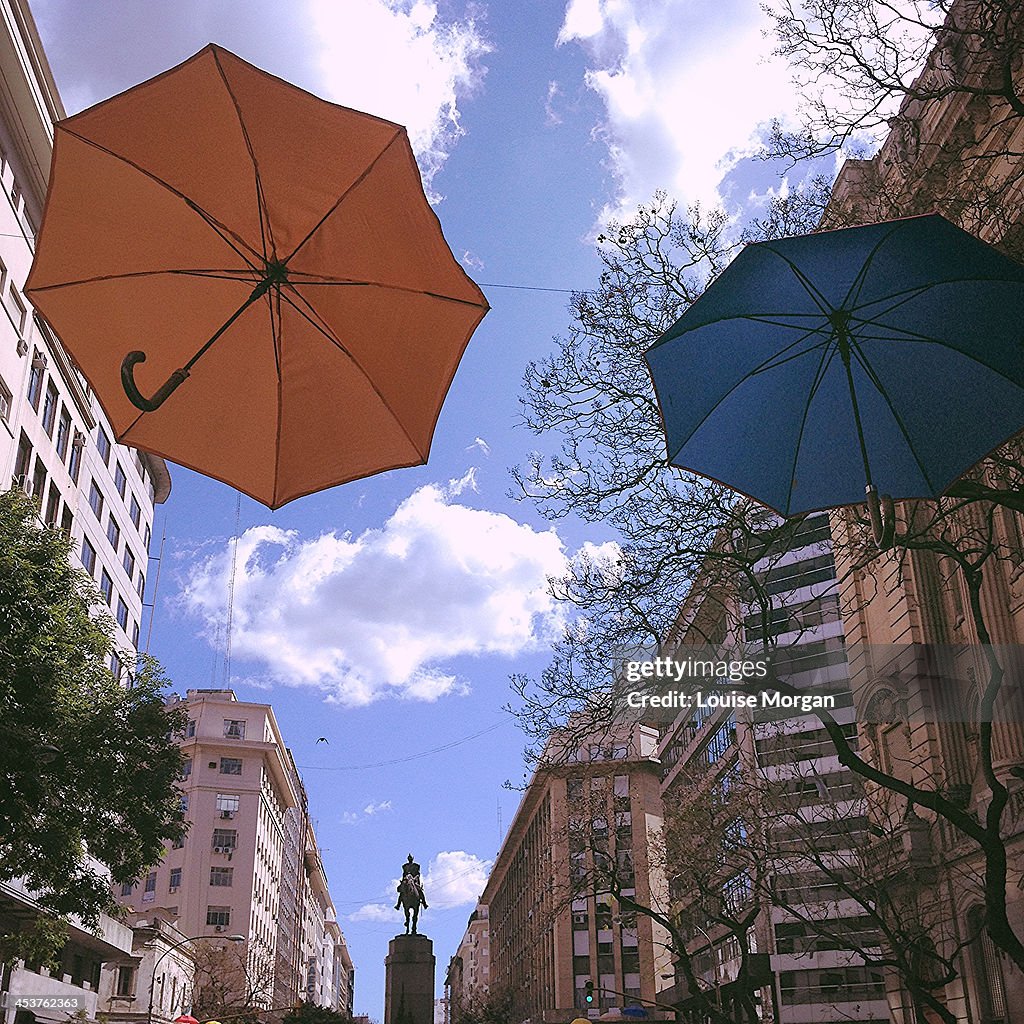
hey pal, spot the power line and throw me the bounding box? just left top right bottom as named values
left=295, top=720, right=508, bottom=772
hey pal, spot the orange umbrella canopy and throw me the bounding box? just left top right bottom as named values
left=26, top=44, right=489, bottom=508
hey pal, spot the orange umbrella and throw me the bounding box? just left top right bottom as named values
left=26, top=44, right=489, bottom=508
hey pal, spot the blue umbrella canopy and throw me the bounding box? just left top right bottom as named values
left=644, top=214, right=1024, bottom=518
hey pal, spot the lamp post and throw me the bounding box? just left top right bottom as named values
left=146, top=930, right=245, bottom=1024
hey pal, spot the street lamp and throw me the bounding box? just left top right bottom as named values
left=146, top=931, right=245, bottom=1024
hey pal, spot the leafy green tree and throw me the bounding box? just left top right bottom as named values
left=0, top=487, right=187, bottom=938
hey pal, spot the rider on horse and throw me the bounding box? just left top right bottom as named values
left=395, top=854, right=429, bottom=910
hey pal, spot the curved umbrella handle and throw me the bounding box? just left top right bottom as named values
left=121, top=351, right=190, bottom=412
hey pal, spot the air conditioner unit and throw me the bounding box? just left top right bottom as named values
left=215, top=925, right=226, bottom=933
left=72, top=430, right=86, bottom=448
left=221, top=811, right=235, bottom=819
left=208, top=762, right=217, bottom=769
left=31, top=352, right=47, bottom=370
left=213, top=846, right=225, bottom=854
left=16, top=337, right=27, bottom=357
left=169, top=886, right=178, bottom=893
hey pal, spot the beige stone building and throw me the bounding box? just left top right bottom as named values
left=479, top=723, right=669, bottom=1024
left=818, top=4, right=1024, bottom=1018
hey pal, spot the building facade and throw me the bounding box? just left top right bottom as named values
left=120, top=689, right=349, bottom=1014
left=480, top=723, right=669, bottom=1024
left=654, top=513, right=890, bottom=1021
left=0, top=4, right=169, bottom=1023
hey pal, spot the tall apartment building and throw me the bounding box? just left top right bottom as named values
left=447, top=903, right=490, bottom=1021
left=120, top=689, right=350, bottom=1013
left=654, top=513, right=889, bottom=1021
left=0, top=0, right=169, bottom=671
left=0, top=4, right=169, bottom=1023
left=480, top=723, right=668, bottom=1024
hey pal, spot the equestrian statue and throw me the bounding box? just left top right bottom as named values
left=395, top=853, right=429, bottom=935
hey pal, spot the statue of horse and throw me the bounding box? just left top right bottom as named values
left=395, top=873, right=427, bottom=934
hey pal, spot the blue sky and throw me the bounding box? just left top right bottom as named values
left=30, top=0, right=832, bottom=1017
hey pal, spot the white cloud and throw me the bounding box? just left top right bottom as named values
left=348, top=902, right=401, bottom=922
left=465, top=436, right=491, bottom=456
left=423, top=850, right=492, bottom=909
left=557, top=0, right=803, bottom=218
left=177, top=478, right=569, bottom=706
left=348, top=849, right=490, bottom=921
left=306, top=0, right=491, bottom=198
left=341, top=799, right=393, bottom=825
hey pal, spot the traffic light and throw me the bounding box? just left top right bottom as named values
left=585, top=981, right=595, bottom=1005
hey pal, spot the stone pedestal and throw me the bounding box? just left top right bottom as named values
left=384, top=933, right=435, bottom=1024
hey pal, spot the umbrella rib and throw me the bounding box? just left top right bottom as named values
left=27, top=268, right=265, bottom=292
left=284, top=129, right=405, bottom=264
left=269, top=286, right=285, bottom=507
left=786, top=334, right=841, bottom=514
left=841, top=220, right=929, bottom=311
left=211, top=47, right=275, bottom=260
left=846, top=334, right=940, bottom=492
left=848, top=318, right=1024, bottom=392
left=759, top=246, right=835, bottom=317
left=58, top=126, right=263, bottom=270
left=663, top=324, right=830, bottom=462
left=277, top=284, right=429, bottom=460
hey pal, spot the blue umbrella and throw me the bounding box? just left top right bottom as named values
left=644, top=214, right=1024, bottom=540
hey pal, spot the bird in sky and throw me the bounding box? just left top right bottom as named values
left=316, top=737, right=329, bottom=744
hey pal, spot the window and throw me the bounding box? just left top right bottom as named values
left=130, top=495, right=141, bottom=529
left=55, top=407, right=71, bottom=459
left=107, top=515, right=121, bottom=551
left=117, top=597, right=129, bottom=631
left=44, top=483, right=60, bottom=527
left=14, top=430, right=30, bottom=481
left=179, top=792, right=189, bottom=812
left=131, top=620, right=140, bottom=647
left=114, top=462, right=127, bottom=498
left=138, top=571, right=146, bottom=599
left=115, top=965, right=135, bottom=997
left=144, top=523, right=152, bottom=549
left=224, top=719, right=246, bottom=740
left=181, top=758, right=192, bottom=779
left=206, top=906, right=231, bottom=927
left=210, top=867, right=233, bottom=886
left=220, top=757, right=243, bottom=775
left=216, top=793, right=240, bottom=815
left=100, top=569, right=113, bottom=606
left=81, top=538, right=97, bottom=575
left=88, top=479, right=104, bottom=519
left=169, top=867, right=182, bottom=889
left=186, top=719, right=196, bottom=738
left=0, top=374, right=11, bottom=424
left=41, top=381, right=58, bottom=436
left=120, top=882, right=134, bottom=897
left=26, top=350, right=42, bottom=408
left=60, top=505, right=73, bottom=538
left=212, top=828, right=238, bottom=851
left=144, top=871, right=157, bottom=893
left=109, top=651, right=122, bottom=680
left=68, top=436, right=82, bottom=483
left=172, top=835, right=185, bottom=850
left=97, top=427, right=111, bottom=465
left=31, top=456, right=46, bottom=501
left=123, top=547, right=136, bottom=578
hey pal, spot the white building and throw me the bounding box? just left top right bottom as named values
left=0, top=3, right=170, bottom=1022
